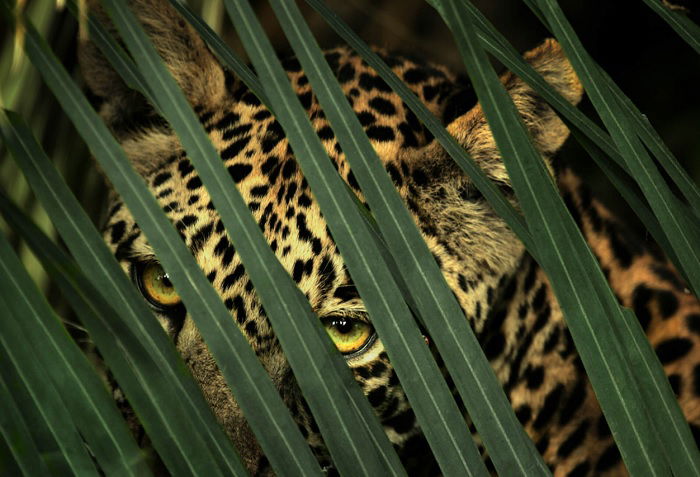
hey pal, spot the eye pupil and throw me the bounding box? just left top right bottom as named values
left=161, top=274, right=173, bottom=288
left=333, top=317, right=353, bottom=334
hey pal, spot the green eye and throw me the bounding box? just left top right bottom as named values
left=322, top=316, right=374, bottom=354
left=135, top=262, right=181, bottom=308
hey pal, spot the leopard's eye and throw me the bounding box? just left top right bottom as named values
left=322, top=316, right=375, bottom=355
left=134, top=262, right=181, bottom=309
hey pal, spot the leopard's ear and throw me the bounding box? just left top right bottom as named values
left=79, top=0, right=226, bottom=136
left=430, top=39, right=583, bottom=188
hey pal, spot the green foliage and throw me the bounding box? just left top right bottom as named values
left=0, top=1, right=698, bottom=475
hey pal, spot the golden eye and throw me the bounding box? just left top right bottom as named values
left=322, top=316, right=375, bottom=355
left=135, top=262, right=181, bottom=308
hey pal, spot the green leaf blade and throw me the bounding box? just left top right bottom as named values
left=0, top=232, right=102, bottom=477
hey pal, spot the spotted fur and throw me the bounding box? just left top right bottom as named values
left=80, top=1, right=700, bottom=475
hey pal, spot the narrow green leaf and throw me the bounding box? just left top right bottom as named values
left=10, top=11, right=318, bottom=476
left=0, top=108, right=245, bottom=476
left=436, top=0, right=672, bottom=474
left=0, top=360, right=52, bottom=477
left=642, top=0, right=700, bottom=54
left=0, top=232, right=100, bottom=477
left=269, top=1, right=547, bottom=475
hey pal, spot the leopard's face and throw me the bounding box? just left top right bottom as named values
left=84, top=1, right=582, bottom=474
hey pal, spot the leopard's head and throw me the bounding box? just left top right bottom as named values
left=80, top=0, right=582, bottom=473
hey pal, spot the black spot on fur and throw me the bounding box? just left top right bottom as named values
left=153, top=172, right=171, bottom=187
left=242, top=92, right=261, bottom=106
left=515, top=404, right=532, bottom=424
left=261, top=156, right=279, bottom=176
left=534, top=384, right=564, bottom=430
left=297, top=91, right=312, bottom=110
left=483, top=332, right=505, bottom=360
left=337, top=63, right=355, bottom=83
left=358, top=73, right=392, bottom=92
left=253, top=110, right=272, bottom=121
left=223, top=123, right=252, bottom=141
left=668, top=373, right=682, bottom=395
left=656, top=289, right=679, bottom=319
left=607, top=223, right=634, bottom=268
left=687, top=313, right=700, bottom=335
left=384, top=162, right=403, bottom=187
left=282, top=160, right=297, bottom=179
left=403, top=68, right=427, bottom=84
left=525, top=366, right=545, bottom=390
left=652, top=264, right=687, bottom=291
left=213, top=112, right=240, bottom=131
left=411, top=167, right=428, bottom=187
left=365, top=125, right=395, bottom=142
left=180, top=215, right=197, bottom=228
left=384, top=409, right=416, bottom=434
left=222, top=264, right=245, bottom=292
left=557, top=419, right=589, bottom=458
left=559, top=377, right=586, bottom=425
left=292, top=260, right=305, bottom=283
left=368, top=97, right=396, bottom=115
left=189, top=223, right=213, bottom=251
left=186, top=176, right=202, bottom=190
left=398, top=122, right=419, bottom=148
left=532, top=284, right=547, bottom=311
left=317, top=126, right=334, bottom=141
left=655, top=337, right=692, bottom=364
left=632, top=285, right=653, bottom=330
left=228, top=163, right=253, bottom=183
left=334, top=284, right=359, bottom=302
left=596, top=444, right=622, bottom=472
left=568, top=461, right=590, bottom=477
left=250, top=185, right=269, bottom=197
left=178, top=159, right=195, bottom=177
left=356, top=111, right=376, bottom=126
left=442, top=87, right=477, bottom=124
left=693, top=364, right=700, bottom=397
left=367, top=386, right=386, bottom=407
left=110, top=221, right=126, bottom=244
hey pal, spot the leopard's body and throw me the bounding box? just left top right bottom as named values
left=81, top=1, right=700, bottom=475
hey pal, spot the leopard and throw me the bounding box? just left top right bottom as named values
left=79, top=1, right=700, bottom=475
